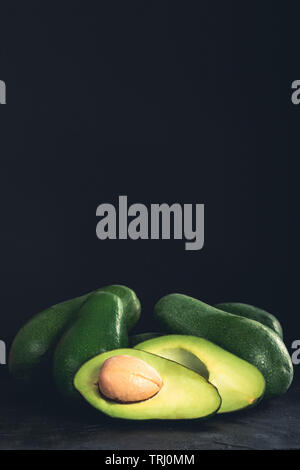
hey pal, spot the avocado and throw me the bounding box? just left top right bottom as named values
left=9, top=284, right=140, bottom=388
left=53, top=291, right=129, bottom=398
left=135, top=335, right=265, bottom=413
left=129, top=332, right=161, bottom=347
left=9, top=293, right=91, bottom=386
left=215, top=302, right=283, bottom=338
left=154, top=294, right=293, bottom=398
left=74, top=348, right=221, bottom=420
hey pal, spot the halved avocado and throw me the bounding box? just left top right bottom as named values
left=74, top=348, right=221, bottom=420
left=135, top=335, right=265, bottom=413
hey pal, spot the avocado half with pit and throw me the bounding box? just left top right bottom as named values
left=74, top=348, right=221, bottom=420
left=135, top=335, right=265, bottom=413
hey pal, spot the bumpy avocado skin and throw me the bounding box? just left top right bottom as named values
left=8, top=293, right=91, bottom=386
left=53, top=291, right=128, bottom=398
left=215, top=302, right=283, bottom=338
left=74, top=348, right=221, bottom=420
left=135, top=335, right=265, bottom=413
left=154, top=294, right=293, bottom=398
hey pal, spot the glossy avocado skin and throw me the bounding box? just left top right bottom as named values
left=215, top=302, right=283, bottom=338
left=53, top=291, right=128, bottom=398
left=135, top=334, right=265, bottom=413
left=74, top=348, right=221, bottom=420
left=154, top=294, right=293, bottom=398
left=9, top=293, right=90, bottom=386
left=9, top=285, right=140, bottom=388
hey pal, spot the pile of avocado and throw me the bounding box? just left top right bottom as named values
left=9, top=286, right=293, bottom=420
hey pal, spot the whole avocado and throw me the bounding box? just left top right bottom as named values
left=9, top=293, right=90, bottom=386
left=154, top=294, right=293, bottom=398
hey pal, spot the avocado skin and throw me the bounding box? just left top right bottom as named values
left=9, top=293, right=90, bottom=386
left=53, top=291, right=128, bottom=398
left=215, top=302, right=283, bottom=338
left=154, top=294, right=293, bottom=398
left=100, top=285, right=141, bottom=331
left=9, top=285, right=140, bottom=388
left=129, top=332, right=161, bottom=347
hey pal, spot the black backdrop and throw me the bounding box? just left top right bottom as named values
left=0, top=2, right=297, bottom=374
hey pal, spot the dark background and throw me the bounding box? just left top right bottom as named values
left=0, top=1, right=299, bottom=450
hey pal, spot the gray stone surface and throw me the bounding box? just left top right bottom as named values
left=0, top=375, right=299, bottom=450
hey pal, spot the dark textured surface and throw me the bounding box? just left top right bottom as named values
left=0, top=374, right=299, bottom=450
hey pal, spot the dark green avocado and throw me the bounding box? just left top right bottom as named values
left=154, top=294, right=293, bottom=398
left=8, top=293, right=90, bottom=386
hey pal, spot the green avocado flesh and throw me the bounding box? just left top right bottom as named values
left=74, top=348, right=221, bottom=420
left=135, top=335, right=265, bottom=413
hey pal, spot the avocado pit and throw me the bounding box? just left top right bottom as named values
left=98, top=355, right=163, bottom=403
